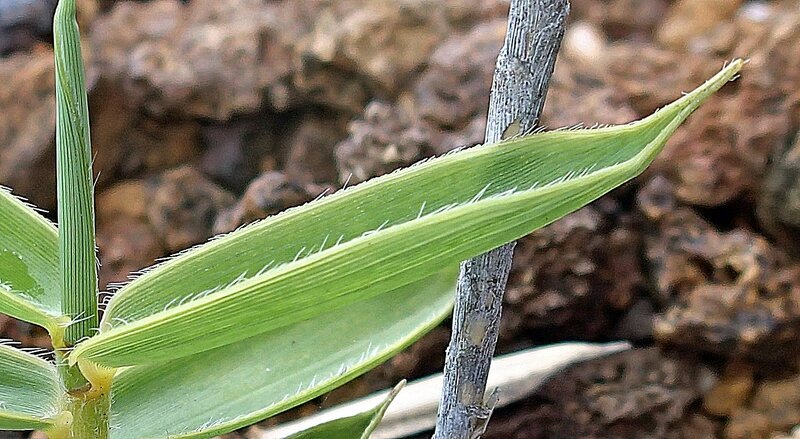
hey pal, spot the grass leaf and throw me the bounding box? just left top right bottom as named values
left=54, top=0, right=99, bottom=344
left=73, top=60, right=744, bottom=369
left=0, top=187, right=61, bottom=332
left=285, top=381, right=403, bottom=439
left=107, top=272, right=454, bottom=439
left=0, top=342, right=61, bottom=431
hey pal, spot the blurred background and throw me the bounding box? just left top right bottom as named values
left=1, top=0, right=799, bottom=438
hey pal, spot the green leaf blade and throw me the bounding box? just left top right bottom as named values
left=107, top=271, right=455, bottom=439
left=54, top=0, right=99, bottom=345
left=75, top=60, right=744, bottom=369
left=285, top=381, right=403, bottom=439
left=0, top=343, right=61, bottom=431
left=0, top=187, right=61, bottom=331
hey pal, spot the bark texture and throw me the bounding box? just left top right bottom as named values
left=434, top=1, right=569, bottom=438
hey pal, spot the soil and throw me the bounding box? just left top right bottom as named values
left=1, top=0, right=800, bottom=438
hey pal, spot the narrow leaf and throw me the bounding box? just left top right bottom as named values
left=107, top=272, right=454, bottom=439
left=74, top=60, right=744, bottom=369
left=54, top=0, right=99, bottom=344
left=0, top=343, right=61, bottom=431
left=285, top=381, right=403, bottom=439
left=0, top=187, right=61, bottom=332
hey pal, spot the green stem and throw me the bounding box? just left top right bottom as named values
left=48, top=380, right=110, bottom=439
left=50, top=352, right=110, bottom=439
left=63, top=392, right=110, bottom=439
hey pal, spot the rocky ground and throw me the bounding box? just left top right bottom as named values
left=1, top=0, right=800, bottom=438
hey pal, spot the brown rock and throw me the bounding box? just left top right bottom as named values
left=96, top=181, right=149, bottom=223
left=656, top=0, right=744, bottom=51
left=199, top=114, right=281, bottom=192
left=484, top=348, right=709, bottom=439
left=0, top=51, right=57, bottom=211
left=605, top=43, right=716, bottom=117
left=725, top=375, right=800, bottom=439
left=0, top=1, right=56, bottom=55
left=607, top=6, right=800, bottom=207
left=0, top=313, right=50, bottom=352
left=90, top=80, right=202, bottom=189
left=412, top=19, right=505, bottom=151
left=758, top=130, right=800, bottom=253
left=89, top=0, right=506, bottom=118
left=502, top=200, right=643, bottom=344
left=643, top=207, right=776, bottom=304
left=752, top=376, right=800, bottom=433
left=96, top=181, right=160, bottom=289
left=299, top=1, right=448, bottom=94
left=76, top=0, right=99, bottom=29
left=562, top=22, right=607, bottom=67
left=335, top=100, right=433, bottom=184
left=570, top=0, right=670, bottom=41
left=652, top=258, right=800, bottom=362
left=334, top=19, right=508, bottom=183
left=90, top=0, right=272, bottom=119
left=640, top=179, right=800, bottom=361
left=0, top=318, right=51, bottom=352
left=146, top=166, right=236, bottom=252
left=726, top=408, right=773, bottom=439
left=0, top=45, right=103, bottom=213
left=541, top=52, right=638, bottom=129
left=97, top=167, right=237, bottom=286
left=769, top=426, right=800, bottom=439
left=652, top=83, right=787, bottom=207
left=96, top=216, right=164, bottom=289
left=213, top=171, right=323, bottom=234
left=704, top=362, right=755, bottom=416
left=281, top=113, right=349, bottom=185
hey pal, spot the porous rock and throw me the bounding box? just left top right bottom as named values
left=0, top=51, right=57, bottom=211
left=758, top=130, right=800, bottom=254
left=607, top=6, right=800, bottom=207
left=569, top=0, right=670, bottom=41
left=540, top=52, right=638, bottom=129
left=334, top=100, right=434, bottom=184
left=89, top=0, right=507, bottom=119
left=726, top=375, right=800, bottom=439
left=639, top=177, right=800, bottom=361
left=0, top=0, right=56, bottom=55
left=703, top=362, right=755, bottom=417
left=335, top=19, right=507, bottom=184
left=146, top=166, right=236, bottom=252
left=213, top=171, right=325, bottom=234
left=484, top=348, right=713, bottom=439
left=502, top=199, right=643, bottom=345
left=281, top=113, right=350, bottom=185
left=656, top=0, right=744, bottom=51
left=90, top=79, right=202, bottom=189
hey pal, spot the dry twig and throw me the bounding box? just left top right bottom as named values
left=434, top=1, right=570, bottom=437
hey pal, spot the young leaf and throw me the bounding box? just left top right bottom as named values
left=107, top=272, right=454, bottom=439
left=73, top=60, right=744, bottom=369
left=285, top=381, right=404, bottom=439
left=0, top=187, right=61, bottom=332
left=0, top=343, right=61, bottom=431
left=54, top=0, right=99, bottom=345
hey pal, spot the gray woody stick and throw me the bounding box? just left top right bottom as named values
left=433, top=1, right=569, bottom=438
